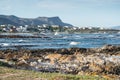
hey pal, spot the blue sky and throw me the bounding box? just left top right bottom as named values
left=0, top=0, right=120, bottom=27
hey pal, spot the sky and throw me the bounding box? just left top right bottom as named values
left=0, top=0, right=120, bottom=27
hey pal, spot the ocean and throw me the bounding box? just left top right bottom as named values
left=0, top=33, right=120, bottom=50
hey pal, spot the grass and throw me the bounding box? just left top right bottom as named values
left=0, top=66, right=109, bottom=80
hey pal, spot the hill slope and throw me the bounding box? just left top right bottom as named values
left=0, top=15, right=73, bottom=26
left=110, top=26, right=120, bottom=30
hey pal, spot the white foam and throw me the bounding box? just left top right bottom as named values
left=118, top=31, right=120, bottom=34
left=69, top=41, right=80, bottom=45
left=18, top=39, right=28, bottom=42
left=54, top=32, right=59, bottom=35
left=1, top=43, right=10, bottom=46
left=18, top=40, right=24, bottom=42
left=108, top=35, right=114, bottom=38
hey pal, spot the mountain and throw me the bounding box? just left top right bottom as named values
left=0, top=17, right=19, bottom=26
left=110, top=26, right=120, bottom=30
left=0, top=15, right=73, bottom=26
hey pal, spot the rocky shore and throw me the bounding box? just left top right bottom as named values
left=0, top=45, right=120, bottom=77
left=0, top=34, right=50, bottom=38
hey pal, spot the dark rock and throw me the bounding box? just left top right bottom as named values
left=0, top=46, right=120, bottom=75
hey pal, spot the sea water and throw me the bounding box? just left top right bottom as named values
left=0, top=33, right=120, bottom=50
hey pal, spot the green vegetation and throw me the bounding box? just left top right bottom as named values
left=0, top=66, right=107, bottom=80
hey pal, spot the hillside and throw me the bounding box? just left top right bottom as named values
left=0, top=15, right=73, bottom=26
left=110, top=26, right=120, bottom=30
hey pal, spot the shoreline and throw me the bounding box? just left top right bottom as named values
left=0, top=34, right=50, bottom=38
left=0, top=45, right=120, bottom=77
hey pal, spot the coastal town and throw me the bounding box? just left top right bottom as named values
left=0, top=24, right=120, bottom=33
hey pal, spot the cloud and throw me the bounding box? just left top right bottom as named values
left=0, top=0, right=12, bottom=11
left=1, top=6, right=12, bottom=11
left=36, top=0, right=120, bottom=11
left=76, top=0, right=120, bottom=3
left=36, top=0, right=76, bottom=10
left=73, top=0, right=120, bottom=5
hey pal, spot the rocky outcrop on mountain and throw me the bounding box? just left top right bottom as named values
left=0, top=15, right=73, bottom=26
left=0, top=45, right=120, bottom=78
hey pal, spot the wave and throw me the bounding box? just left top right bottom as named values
left=69, top=41, right=80, bottom=45
left=0, top=43, right=10, bottom=46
